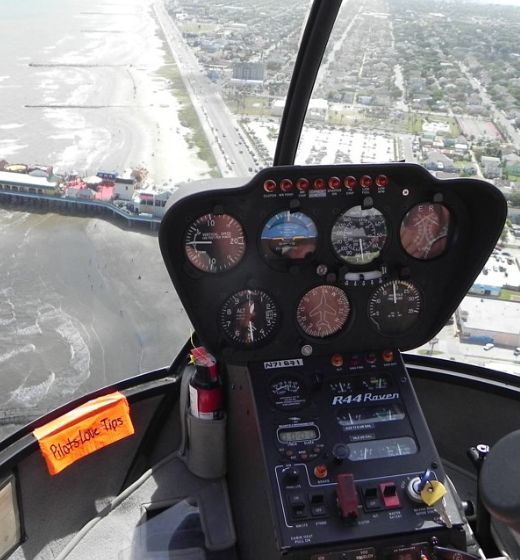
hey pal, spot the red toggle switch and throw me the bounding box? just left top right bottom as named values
left=379, top=482, right=400, bottom=509
left=336, top=473, right=359, bottom=519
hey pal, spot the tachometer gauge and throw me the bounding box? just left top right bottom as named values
left=296, top=285, right=350, bottom=338
left=400, top=203, right=451, bottom=260
left=331, top=206, right=387, bottom=265
left=261, top=211, right=317, bottom=261
left=269, top=375, right=307, bottom=410
left=219, top=289, right=279, bottom=346
left=184, top=213, right=245, bottom=273
left=368, top=280, right=421, bottom=335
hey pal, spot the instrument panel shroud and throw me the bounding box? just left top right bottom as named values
left=159, top=163, right=506, bottom=364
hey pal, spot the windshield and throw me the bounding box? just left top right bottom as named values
left=1, top=0, right=519, bottom=440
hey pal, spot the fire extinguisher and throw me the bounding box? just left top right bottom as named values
left=188, top=346, right=223, bottom=420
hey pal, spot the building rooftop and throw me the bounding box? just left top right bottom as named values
left=473, top=253, right=520, bottom=290
left=459, top=296, right=520, bottom=334
left=0, top=170, right=58, bottom=188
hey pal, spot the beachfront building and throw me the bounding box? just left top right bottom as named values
left=114, top=170, right=137, bottom=201
left=135, top=190, right=172, bottom=218
left=0, top=170, right=59, bottom=195
left=65, top=187, right=96, bottom=200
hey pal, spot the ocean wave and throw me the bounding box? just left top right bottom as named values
left=8, top=371, right=56, bottom=408
left=54, top=318, right=91, bottom=395
left=16, top=324, right=42, bottom=337
left=0, top=344, right=36, bottom=365
left=0, top=123, right=23, bottom=130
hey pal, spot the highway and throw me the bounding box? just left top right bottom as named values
left=154, top=2, right=259, bottom=178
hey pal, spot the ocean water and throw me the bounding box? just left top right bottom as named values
left=0, top=0, right=163, bottom=174
left=0, top=0, right=192, bottom=438
left=0, top=209, right=191, bottom=437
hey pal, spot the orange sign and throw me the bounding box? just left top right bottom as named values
left=33, top=391, right=134, bottom=475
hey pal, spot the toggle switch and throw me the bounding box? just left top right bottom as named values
left=380, top=482, right=400, bottom=508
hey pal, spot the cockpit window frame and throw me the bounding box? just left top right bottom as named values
left=273, top=0, right=342, bottom=167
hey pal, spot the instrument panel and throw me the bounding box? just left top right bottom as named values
left=159, top=163, right=506, bottom=363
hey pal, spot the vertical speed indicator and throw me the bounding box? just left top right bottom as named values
left=184, top=213, right=245, bottom=273
left=368, top=280, right=421, bottom=335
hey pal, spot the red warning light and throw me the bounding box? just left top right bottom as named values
left=313, top=178, right=326, bottom=190
left=344, top=176, right=357, bottom=189
left=296, top=177, right=310, bottom=191
left=376, top=174, right=389, bottom=188
left=280, top=178, right=293, bottom=192
left=263, top=179, right=277, bottom=193
left=360, top=175, right=373, bottom=188
left=328, top=176, right=341, bottom=190
left=382, top=350, right=394, bottom=363
left=331, top=353, right=344, bottom=367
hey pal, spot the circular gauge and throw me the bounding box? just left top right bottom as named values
left=368, top=280, right=421, bottom=335
left=219, top=289, right=279, bottom=346
left=184, top=213, right=245, bottom=273
left=400, top=203, right=451, bottom=260
left=269, top=375, right=307, bottom=410
left=261, top=211, right=317, bottom=261
left=296, top=285, right=350, bottom=338
left=331, top=206, right=387, bottom=265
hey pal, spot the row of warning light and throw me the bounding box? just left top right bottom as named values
left=263, top=174, right=390, bottom=193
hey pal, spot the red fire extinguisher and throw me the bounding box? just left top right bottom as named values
left=188, top=347, right=223, bottom=420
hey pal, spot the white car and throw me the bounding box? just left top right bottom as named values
left=483, top=343, right=495, bottom=351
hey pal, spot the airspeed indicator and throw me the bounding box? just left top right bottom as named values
left=184, top=213, right=245, bottom=273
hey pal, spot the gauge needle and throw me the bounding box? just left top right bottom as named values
left=248, top=321, right=254, bottom=341
left=359, top=239, right=364, bottom=260
left=392, top=281, right=397, bottom=304
left=185, top=241, right=212, bottom=244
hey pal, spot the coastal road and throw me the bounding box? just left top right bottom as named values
left=154, top=2, right=258, bottom=178
left=460, top=63, right=520, bottom=147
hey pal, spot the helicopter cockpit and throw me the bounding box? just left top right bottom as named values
left=1, top=1, right=519, bottom=560
left=158, top=160, right=506, bottom=559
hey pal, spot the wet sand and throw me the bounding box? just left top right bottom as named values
left=0, top=209, right=191, bottom=438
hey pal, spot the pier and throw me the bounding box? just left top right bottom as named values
left=0, top=190, right=162, bottom=232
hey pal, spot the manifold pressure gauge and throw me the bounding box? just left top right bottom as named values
left=368, top=280, right=421, bottom=335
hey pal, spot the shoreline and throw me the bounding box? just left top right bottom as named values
left=0, top=0, right=214, bottom=188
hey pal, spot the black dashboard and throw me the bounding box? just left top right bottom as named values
left=159, top=163, right=506, bottom=364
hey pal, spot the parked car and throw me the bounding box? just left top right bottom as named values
left=483, top=343, right=495, bottom=351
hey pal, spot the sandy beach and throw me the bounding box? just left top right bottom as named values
left=0, top=0, right=212, bottom=185
left=0, top=0, right=207, bottom=438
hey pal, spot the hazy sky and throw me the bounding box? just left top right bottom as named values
left=476, top=0, right=520, bottom=4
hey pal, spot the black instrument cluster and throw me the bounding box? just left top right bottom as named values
left=159, top=163, right=506, bottom=363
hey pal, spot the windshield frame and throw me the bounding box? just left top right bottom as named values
left=273, top=0, right=341, bottom=166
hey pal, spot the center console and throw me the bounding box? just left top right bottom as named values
left=227, top=350, right=466, bottom=560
